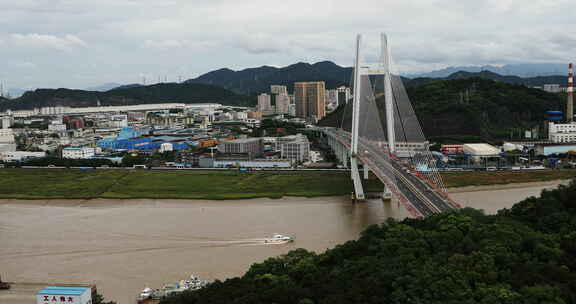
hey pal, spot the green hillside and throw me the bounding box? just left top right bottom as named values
left=160, top=181, right=576, bottom=304
left=0, top=83, right=253, bottom=111
left=320, top=77, right=565, bottom=142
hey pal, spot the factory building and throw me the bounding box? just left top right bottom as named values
left=213, top=159, right=291, bottom=168
left=218, top=138, right=263, bottom=157
left=62, top=147, right=96, bottom=159
left=547, top=64, right=576, bottom=143
left=536, top=143, right=576, bottom=156
left=276, top=134, right=310, bottom=163
left=462, top=143, right=501, bottom=160
left=0, top=151, right=46, bottom=162
left=0, top=128, right=16, bottom=152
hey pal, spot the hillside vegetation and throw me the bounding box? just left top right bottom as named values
left=186, top=61, right=351, bottom=94
left=161, top=181, right=576, bottom=304
left=0, top=83, right=252, bottom=111
left=320, top=77, right=564, bottom=141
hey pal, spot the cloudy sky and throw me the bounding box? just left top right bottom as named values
left=0, top=0, right=575, bottom=90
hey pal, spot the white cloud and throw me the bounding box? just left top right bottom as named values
left=0, top=0, right=575, bottom=88
left=143, top=39, right=183, bottom=50
left=142, top=39, right=219, bottom=51
left=14, top=62, right=37, bottom=69
left=10, top=33, right=86, bottom=51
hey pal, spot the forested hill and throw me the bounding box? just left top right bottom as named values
left=0, top=83, right=252, bottom=112
left=187, top=60, right=567, bottom=94
left=319, top=77, right=565, bottom=141
left=161, top=181, right=576, bottom=304
left=186, top=61, right=352, bottom=94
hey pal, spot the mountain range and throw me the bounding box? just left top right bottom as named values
left=185, top=61, right=352, bottom=94
left=410, top=63, right=570, bottom=78
left=185, top=61, right=569, bottom=94
left=0, top=83, right=251, bottom=112
left=0, top=61, right=570, bottom=113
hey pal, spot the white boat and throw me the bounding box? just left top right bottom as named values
left=136, top=274, right=209, bottom=303
left=264, top=234, right=294, bottom=244
left=137, top=287, right=153, bottom=302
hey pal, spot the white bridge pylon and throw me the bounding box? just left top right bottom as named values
left=350, top=33, right=395, bottom=201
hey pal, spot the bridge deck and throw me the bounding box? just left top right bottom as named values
left=324, top=129, right=460, bottom=218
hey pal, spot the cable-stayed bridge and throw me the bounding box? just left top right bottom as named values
left=319, top=33, right=461, bottom=218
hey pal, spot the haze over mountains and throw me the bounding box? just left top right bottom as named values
left=410, top=63, right=570, bottom=78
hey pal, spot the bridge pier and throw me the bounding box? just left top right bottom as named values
left=363, top=165, right=370, bottom=180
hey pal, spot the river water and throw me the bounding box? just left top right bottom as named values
left=0, top=183, right=563, bottom=304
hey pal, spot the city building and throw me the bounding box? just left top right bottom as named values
left=536, top=143, right=576, bottom=156
left=542, top=84, right=562, bottom=93
left=275, top=94, right=290, bottom=114
left=0, top=128, right=16, bottom=152
left=159, top=143, right=174, bottom=153
left=218, top=138, right=263, bottom=157
left=0, top=151, right=46, bottom=162
left=257, top=93, right=274, bottom=115
left=441, top=144, right=464, bottom=154
left=270, top=85, right=288, bottom=95
left=62, top=147, right=96, bottom=159
left=213, top=159, right=291, bottom=168
left=64, top=117, right=85, bottom=129
left=325, top=89, right=339, bottom=110
left=233, top=111, right=248, bottom=121
left=548, top=121, right=576, bottom=143
left=462, top=143, right=501, bottom=160
left=294, top=81, right=326, bottom=122
left=48, top=120, right=67, bottom=132
left=1, top=116, right=12, bottom=129
left=247, top=111, right=263, bottom=119
left=276, top=134, right=310, bottom=163
left=109, top=114, right=128, bottom=128
left=337, top=86, right=351, bottom=105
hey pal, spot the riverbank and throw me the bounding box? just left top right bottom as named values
left=0, top=169, right=574, bottom=200
left=447, top=179, right=571, bottom=193
left=0, top=169, right=383, bottom=200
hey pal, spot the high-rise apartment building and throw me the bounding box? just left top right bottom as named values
left=257, top=93, right=273, bottom=114
left=275, top=94, right=290, bottom=114
left=294, top=81, right=326, bottom=122
left=337, top=86, right=351, bottom=105
left=326, top=89, right=338, bottom=110
left=270, top=85, right=288, bottom=95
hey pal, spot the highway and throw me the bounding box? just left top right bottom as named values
left=327, top=129, right=458, bottom=218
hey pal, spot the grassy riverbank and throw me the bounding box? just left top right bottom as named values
left=0, top=169, right=383, bottom=200
left=0, top=169, right=574, bottom=200
left=442, top=170, right=576, bottom=187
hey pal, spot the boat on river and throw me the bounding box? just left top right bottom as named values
left=264, top=234, right=294, bottom=244
left=137, top=275, right=209, bottom=303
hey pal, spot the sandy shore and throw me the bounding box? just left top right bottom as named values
left=447, top=179, right=571, bottom=193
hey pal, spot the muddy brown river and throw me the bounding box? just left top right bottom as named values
left=0, top=182, right=564, bottom=304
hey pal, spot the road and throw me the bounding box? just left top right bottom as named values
left=327, top=129, right=458, bottom=217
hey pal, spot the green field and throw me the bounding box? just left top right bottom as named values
left=0, top=169, right=574, bottom=200
left=442, top=170, right=576, bottom=188
left=0, top=169, right=382, bottom=200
